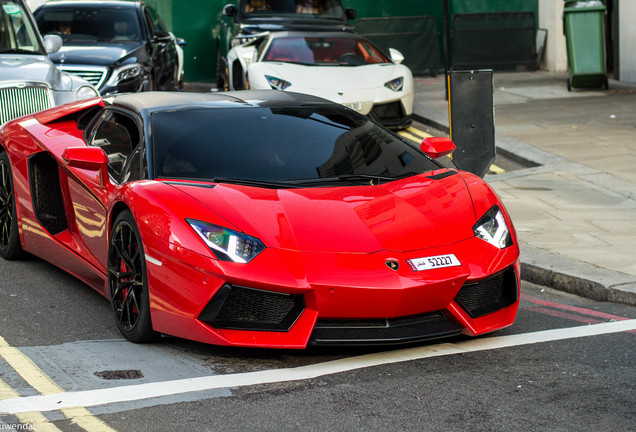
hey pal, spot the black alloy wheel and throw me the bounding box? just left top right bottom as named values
left=108, top=210, right=159, bottom=342
left=0, top=151, right=24, bottom=260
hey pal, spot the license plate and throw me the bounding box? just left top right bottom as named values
left=342, top=102, right=362, bottom=111
left=407, top=254, right=461, bottom=271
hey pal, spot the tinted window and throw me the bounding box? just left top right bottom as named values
left=90, top=110, right=140, bottom=182
left=152, top=106, right=441, bottom=184
left=264, top=36, right=389, bottom=65
left=240, top=0, right=345, bottom=20
left=0, top=0, right=42, bottom=53
left=35, top=6, right=141, bottom=42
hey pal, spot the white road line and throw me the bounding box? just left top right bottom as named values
left=1, top=320, right=634, bottom=414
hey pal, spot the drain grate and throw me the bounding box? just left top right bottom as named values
left=94, top=370, right=144, bottom=380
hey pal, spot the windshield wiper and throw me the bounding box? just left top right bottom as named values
left=210, top=177, right=300, bottom=189
left=289, top=173, right=418, bottom=186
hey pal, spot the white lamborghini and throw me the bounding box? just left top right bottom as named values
left=226, top=31, right=414, bottom=129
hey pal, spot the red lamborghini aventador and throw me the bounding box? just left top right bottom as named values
left=0, top=90, right=520, bottom=348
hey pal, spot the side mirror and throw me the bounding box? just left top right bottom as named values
left=223, top=4, right=237, bottom=17
left=63, top=146, right=111, bottom=187
left=63, top=146, right=108, bottom=170
left=43, top=34, right=63, bottom=54
left=389, top=48, right=404, bottom=65
left=345, top=8, right=356, bottom=20
left=153, top=30, right=173, bottom=43
left=420, top=137, right=455, bottom=159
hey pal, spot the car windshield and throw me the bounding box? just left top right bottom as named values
left=240, top=0, right=345, bottom=20
left=152, top=106, right=441, bottom=185
left=0, top=0, right=43, bottom=54
left=263, top=36, right=390, bottom=65
left=35, top=6, right=141, bottom=42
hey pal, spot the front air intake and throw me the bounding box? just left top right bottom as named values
left=454, top=266, right=518, bottom=318
left=198, top=284, right=304, bottom=331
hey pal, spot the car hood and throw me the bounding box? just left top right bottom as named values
left=0, top=54, right=64, bottom=86
left=49, top=42, right=144, bottom=67
left=172, top=172, right=477, bottom=253
left=250, top=61, right=402, bottom=90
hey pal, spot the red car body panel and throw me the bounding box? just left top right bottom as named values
left=0, top=93, right=521, bottom=348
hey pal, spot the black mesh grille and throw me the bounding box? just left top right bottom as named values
left=29, top=153, right=68, bottom=235
left=199, top=285, right=304, bottom=331
left=310, top=312, right=463, bottom=346
left=454, top=267, right=518, bottom=318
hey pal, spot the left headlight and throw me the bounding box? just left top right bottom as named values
left=187, top=219, right=265, bottom=263
left=473, top=205, right=513, bottom=249
left=106, top=63, right=143, bottom=87
left=384, top=77, right=404, bottom=92
left=76, top=85, right=99, bottom=100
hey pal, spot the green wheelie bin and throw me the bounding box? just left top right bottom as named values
left=563, top=0, right=608, bottom=91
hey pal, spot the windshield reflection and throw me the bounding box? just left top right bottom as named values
left=152, top=106, right=441, bottom=186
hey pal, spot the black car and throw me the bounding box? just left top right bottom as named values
left=34, top=0, right=184, bottom=95
left=213, top=0, right=356, bottom=90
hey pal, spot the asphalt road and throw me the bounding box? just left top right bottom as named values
left=1, top=252, right=635, bottom=432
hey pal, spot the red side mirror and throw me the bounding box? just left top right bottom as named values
left=62, top=146, right=108, bottom=170
left=420, top=137, right=456, bottom=159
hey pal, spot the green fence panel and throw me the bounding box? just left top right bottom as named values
left=452, top=12, right=537, bottom=71
left=355, top=16, right=441, bottom=75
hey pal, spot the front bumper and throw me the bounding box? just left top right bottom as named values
left=144, top=233, right=520, bottom=349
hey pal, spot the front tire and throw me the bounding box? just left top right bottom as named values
left=108, top=210, right=159, bottom=343
left=0, top=151, right=24, bottom=260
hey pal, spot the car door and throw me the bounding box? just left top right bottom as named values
left=65, top=108, right=142, bottom=273
left=143, top=5, right=177, bottom=90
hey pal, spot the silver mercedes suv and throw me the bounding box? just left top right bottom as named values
left=0, top=0, right=98, bottom=124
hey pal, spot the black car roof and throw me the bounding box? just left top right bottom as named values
left=110, top=90, right=337, bottom=116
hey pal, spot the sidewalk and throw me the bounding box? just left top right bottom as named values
left=413, top=71, right=636, bottom=306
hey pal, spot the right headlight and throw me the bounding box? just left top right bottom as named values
left=473, top=205, right=513, bottom=249
left=187, top=219, right=265, bottom=263
left=106, top=63, right=143, bottom=87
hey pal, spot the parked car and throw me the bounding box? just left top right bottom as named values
left=213, top=0, right=356, bottom=90
left=34, top=0, right=183, bottom=95
left=0, top=0, right=98, bottom=125
left=0, top=90, right=520, bottom=348
left=227, top=31, right=414, bottom=128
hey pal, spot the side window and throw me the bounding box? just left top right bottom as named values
left=143, top=9, right=156, bottom=36
left=146, top=6, right=166, bottom=32
left=89, top=110, right=141, bottom=183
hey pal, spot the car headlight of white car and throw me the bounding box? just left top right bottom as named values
left=384, top=77, right=404, bottom=92
left=265, top=75, right=291, bottom=91
left=76, top=85, right=99, bottom=100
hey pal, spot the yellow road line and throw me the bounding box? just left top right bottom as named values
left=397, top=130, right=423, bottom=143
left=0, top=336, right=117, bottom=432
left=404, top=127, right=432, bottom=139
left=1, top=377, right=62, bottom=431
left=489, top=164, right=506, bottom=175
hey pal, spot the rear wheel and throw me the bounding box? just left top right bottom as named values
left=108, top=210, right=159, bottom=343
left=0, top=151, right=24, bottom=260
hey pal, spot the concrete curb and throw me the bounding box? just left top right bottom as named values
left=520, top=244, right=636, bottom=306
